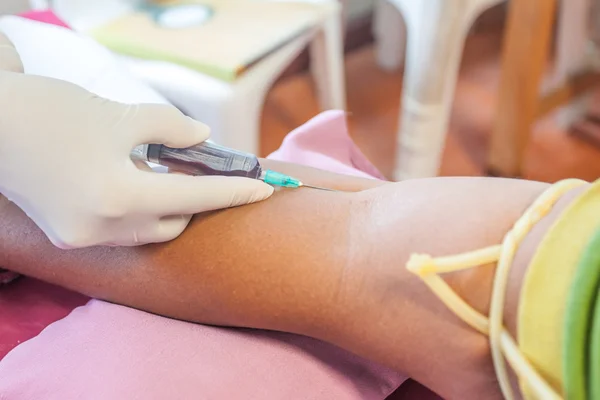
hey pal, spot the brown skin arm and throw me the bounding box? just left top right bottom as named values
left=0, top=159, right=570, bottom=399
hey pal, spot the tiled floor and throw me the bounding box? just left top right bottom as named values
left=259, top=29, right=600, bottom=183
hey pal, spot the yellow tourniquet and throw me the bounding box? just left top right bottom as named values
left=405, top=179, right=589, bottom=400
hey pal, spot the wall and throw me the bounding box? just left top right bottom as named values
left=0, top=0, right=30, bottom=15
left=346, top=0, right=374, bottom=22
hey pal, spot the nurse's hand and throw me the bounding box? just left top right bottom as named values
left=0, top=33, right=273, bottom=249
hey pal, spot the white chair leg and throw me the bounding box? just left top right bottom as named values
left=222, top=32, right=316, bottom=153
left=124, top=33, right=311, bottom=154
left=197, top=95, right=264, bottom=154
left=551, top=0, right=592, bottom=129
left=309, top=3, right=346, bottom=110
left=589, top=0, right=600, bottom=63
left=391, top=0, right=493, bottom=180
left=373, top=0, right=406, bottom=71
left=29, top=0, right=51, bottom=10
left=231, top=33, right=313, bottom=153
left=165, top=90, right=262, bottom=155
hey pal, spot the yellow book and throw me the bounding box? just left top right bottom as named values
left=90, top=0, right=324, bottom=82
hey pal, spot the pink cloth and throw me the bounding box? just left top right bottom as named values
left=18, top=10, right=70, bottom=28
left=1, top=301, right=402, bottom=400
left=269, top=111, right=386, bottom=181
left=0, top=278, right=88, bottom=358
left=0, top=111, right=405, bottom=399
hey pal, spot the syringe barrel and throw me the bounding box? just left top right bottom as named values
left=146, top=142, right=263, bottom=179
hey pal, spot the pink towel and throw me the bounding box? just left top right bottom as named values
left=18, top=10, right=70, bottom=28
left=0, top=278, right=88, bottom=359
left=0, top=109, right=404, bottom=399
left=269, top=110, right=386, bottom=181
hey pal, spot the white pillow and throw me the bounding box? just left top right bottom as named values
left=0, top=15, right=169, bottom=105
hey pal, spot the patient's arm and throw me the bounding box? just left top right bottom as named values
left=0, top=159, right=575, bottom=399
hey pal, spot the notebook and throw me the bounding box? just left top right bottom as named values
left=90, top=0, right=325, bottom=82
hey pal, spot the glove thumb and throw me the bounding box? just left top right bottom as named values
left=194, top=176, right=275, bottom=211
left=135, top=214, right=193, bottom=245
left=128, top=103, right=210, bottom=149
left=139, top=174, right=275, bottom=215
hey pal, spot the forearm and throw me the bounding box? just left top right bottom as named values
left=0, top=162, right=384, bottom=332
left=0, top=169, right=552, bottom=399
left=353, top=179, right=585, bottom=400
left=326, top=177, right=550, bottom=399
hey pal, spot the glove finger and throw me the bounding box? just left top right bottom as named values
left=125, top=103, right=210, bottom=149
left=134, top=172, right=274, bottom=215
left=0, top=32, right=24, bottom=73
left=135, top=214, right=192, bottom=244
left=131, top=158, right=154, bottom=172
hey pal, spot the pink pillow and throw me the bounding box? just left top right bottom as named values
left=0, top=301, right=402, bottom=399
left=0, top=111, right=405, bottom=399
left=269, top=110, right=386, bottom=180
left=0, top=278, right=88, bottom=359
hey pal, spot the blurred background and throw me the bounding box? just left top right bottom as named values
left=2, top=0, right=600, bottom=183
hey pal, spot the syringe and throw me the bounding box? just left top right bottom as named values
left=131, top=142, right=334, bottom=191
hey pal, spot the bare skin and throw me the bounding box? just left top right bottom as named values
left=0, top=159, right=584, bottom=399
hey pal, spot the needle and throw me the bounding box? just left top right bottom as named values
left=260, top=170, right=338, bottom=191
left=298, top=182, right=337, bottom=192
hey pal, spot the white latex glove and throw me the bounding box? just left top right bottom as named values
left=0, top=33, right=274, bottom=249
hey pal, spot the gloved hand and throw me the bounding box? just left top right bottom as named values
left=0, top=32, right=274, bottom=249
